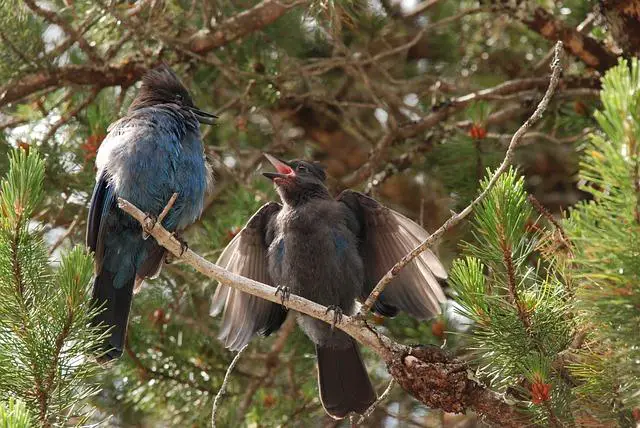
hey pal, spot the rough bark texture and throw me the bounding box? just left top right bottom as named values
left=387, top=346, right=531, bottom=428
left=189, top=0, right=308, bottom=53
left=523, top=7, right=619, bottom=74
left=600, top=0, right=640, bottom=57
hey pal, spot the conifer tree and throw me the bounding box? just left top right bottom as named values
left=0, top=149, right=105, bottom=427
left=565, top=58, right=640, bottom=426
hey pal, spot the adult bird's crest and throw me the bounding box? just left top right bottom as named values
left=129, top=64, right=217, bottom=124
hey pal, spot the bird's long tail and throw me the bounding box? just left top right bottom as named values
left=91, top=269, right=135, bottom=362
left=316, top=339, right=376, bottom=419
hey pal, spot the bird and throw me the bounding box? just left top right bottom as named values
left=87, top=64, right=215, bottom=361
left=210, top=153, right=447, bottom=419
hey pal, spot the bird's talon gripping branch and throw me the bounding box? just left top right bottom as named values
left=142, top=213, right=157, bottom=239
left=325, top=305, right=343, bottom=331
left=171, top=232, right=189, bottom=256
left=274, top=285, right=290, bottom=306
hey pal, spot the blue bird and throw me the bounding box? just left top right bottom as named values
left=87, top=65, right=214, bottom=361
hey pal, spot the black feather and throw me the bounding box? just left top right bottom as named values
left=316, top=340, right=376, bottom=419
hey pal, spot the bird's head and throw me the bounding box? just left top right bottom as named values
left=262, top=153, right=329, bottom=205
left=129, top=64, right=216, bottom=125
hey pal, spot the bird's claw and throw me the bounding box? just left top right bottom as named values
left=171, top=232, right=189, bottom=256
left=325, top=305, right=343, bottom=331
left=274, top=285, right=290, bottom=306
left=142, top=213, right=157, bottom=239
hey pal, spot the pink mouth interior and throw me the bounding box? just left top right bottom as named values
left=275, top=163, right=294, bottom=175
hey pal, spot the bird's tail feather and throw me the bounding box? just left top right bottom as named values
left=316, top=339, right=376, bottom=419
left=91, top=269, right=135, bottom=362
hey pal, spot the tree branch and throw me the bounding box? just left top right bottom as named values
left=118, top=196, right=401, bottom=360
left=518, top=7, right=619, bottom=74
left=0, top=1, right=307, bottom=108
left=112, top=47, right=568, bottom=422
left=358, top=41, right=564, bottom=315
left=341, top=74, right=597, bottom=187
left=0, top=62, right=146, bottom=107
left=211, top=344, right=248, bottom=428
left=117, top=196, right=540, bottom=427
left=189, top=0, right=309, bottom=53
left=22, top=0, right=103, bottom=64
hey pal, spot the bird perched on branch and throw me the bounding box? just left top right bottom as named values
left=210, top=153, right=447, bottom=419
left=87, top=64, right=215, bottom=361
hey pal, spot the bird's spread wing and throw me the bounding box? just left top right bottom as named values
left=86, top=170, right=116, bottom=274
left=210, top=202, right=287, bottom=351
left=338, top=190, right=447, bottom=319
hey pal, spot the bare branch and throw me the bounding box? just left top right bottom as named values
left=116, top=196, right=401, bottom=360
left=211, top=344, right=248, bottom=428
left=0, top=62, right=146, bottom=107
left=157, top=193, right=178, bottom=226
left=517, top=7, right=618, bottom=73
left=41, top=87, right=101, bottom=143
left=189, top=0, right=309, bottom=53
left=358, top=41, right=564, bottom=315
left=0, top=1, right=307, bottom=108
left=48, top=214, right=80, bottom=255
left=116, top=195, right=535, bottom=425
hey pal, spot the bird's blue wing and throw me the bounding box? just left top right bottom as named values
left=210, top=202, right=287, bottom=351
left=338, top=190, right=447, bottom=319
left=86, top=171, right=116, bottom=274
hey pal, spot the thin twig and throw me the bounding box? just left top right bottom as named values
left=358, top=41, right=564, bottom=315
left=42, top=88, right=101, bottom=143
left=48, top=214, right=80, bottom=255
left=356, top=379, right=396, bottom=425
left=211, top=344, right=248, bottom=428
left=157, top=193, right=178, bottom=226
left=527, top=194, right=573, bottom=254
left=22, top=0, right=103, bottom=64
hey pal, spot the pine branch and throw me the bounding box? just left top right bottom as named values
left=499, top=225, right=531, bottom=330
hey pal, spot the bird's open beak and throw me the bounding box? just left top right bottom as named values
left=262, top=153, right=294, bottom=181
left=188, top=106, right=217, bottom=125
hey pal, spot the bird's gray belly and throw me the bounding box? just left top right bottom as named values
left=267, top=227, right=363, bottom=347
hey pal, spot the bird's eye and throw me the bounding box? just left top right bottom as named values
left=297, top=165, right=307, bottom=172
left=175, top=94, right=183, bottom=103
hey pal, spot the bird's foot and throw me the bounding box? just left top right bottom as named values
left=171, top=232, right=189, bottom=257
left=274, top=285, right=290, bottom=306
left=325, top=305, right=343, bottom=331
left=142, top=213, right=157, bottom=240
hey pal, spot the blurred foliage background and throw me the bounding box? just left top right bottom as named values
left=0, top=0, right=638, bottom=426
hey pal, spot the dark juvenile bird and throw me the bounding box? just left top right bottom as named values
left=87, top=65, right=215, bottom=361
left=210, top=154, right=447, bottom=419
